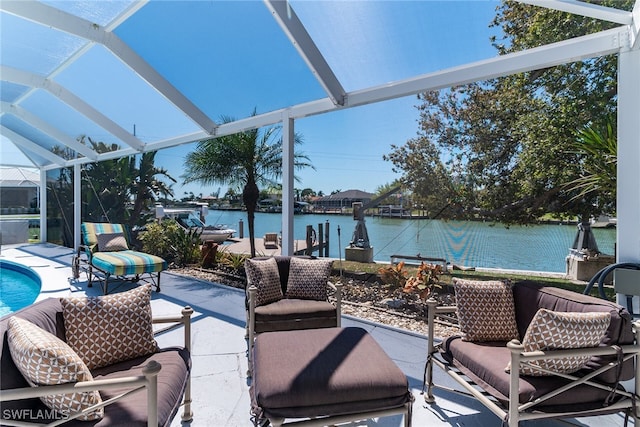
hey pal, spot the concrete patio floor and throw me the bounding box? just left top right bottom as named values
left=0, top=243, right=633, bottom=427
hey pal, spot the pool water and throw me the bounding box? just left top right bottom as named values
left=0, top=260, right=41, bottom=317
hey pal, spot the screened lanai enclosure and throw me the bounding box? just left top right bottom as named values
left=1, top=1, right=639, bottom=285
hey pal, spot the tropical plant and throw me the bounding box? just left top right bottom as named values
left=378, top=262, right=409, bottom=288
left=73, top=137, right=175, bottom=227
left=566, top=116, right=617, bottom=214
left=220, top=251, right=249, bottom=275
left=182, top=110, right=313, bottom=257
left=138, top=219, right=201, bottom=267
left=402, top=262, right=442, bottom=300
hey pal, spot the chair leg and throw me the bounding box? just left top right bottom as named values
left=87, top=265, right=93, bottom=287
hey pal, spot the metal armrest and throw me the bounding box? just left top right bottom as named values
left=152, top=306, right=193, bottom=422
left=328, top=281, right=342, bottom=327
left=0, top=362, right=162, bottom=427
left=152, top=306, right=194, bottom=351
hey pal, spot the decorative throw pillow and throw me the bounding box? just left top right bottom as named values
left=453, top=278, right=519, bottom=342
left=7, top=317, right=104, bottom=420
left=61, top=284, right=158, bottom=370
left=96, top=232, right=128, bottom=252
left=286, top=257, right=333, bottom=301
left=508, top=308, right=611, bottom=376
left=245, top=258, right=283, bottom=307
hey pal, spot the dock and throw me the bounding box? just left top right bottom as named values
left=221, top=237, right=321, bottom=257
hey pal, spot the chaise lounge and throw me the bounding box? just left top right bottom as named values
left=74, top=222, right=167, bottom=294
left=424, top=279, right=640, bottom=426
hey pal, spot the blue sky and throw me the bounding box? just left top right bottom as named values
left=144, top=0, right=501, bottom=198
left=2, top=1, right=501, bottom=198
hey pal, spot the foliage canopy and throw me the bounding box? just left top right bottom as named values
left=385, top=0, right=632, bottom=224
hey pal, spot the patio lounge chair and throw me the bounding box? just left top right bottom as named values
left=74, top=222, right=167, bottom=294
left=423, top=279, right=640, bottom=426
left=263, top=233, right=279, bottom=249
left=245, top=256, right=342, bottom=373
left=0, top=285, right=193, bottom=426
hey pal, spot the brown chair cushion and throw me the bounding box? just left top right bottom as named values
left=245, top=258, right=283, bottom=307
left=251, top=327, right=411, bottom=419
left=453, top=278, right=519, bottom=342
left=513, top=281, right=634, bottom=382
left=442, top=336, right=620, bottom=409
left=253, top=299, right=337, bottom=333
left=285, top=258, right=333, bottom=301
left=61, top=285, right=158, bottom=369
left=89, top=348, right=190, bottom=427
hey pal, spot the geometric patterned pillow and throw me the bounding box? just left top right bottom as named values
left=7, top=317, right=104, bottom=420
left=245, top=258, right=283, bottom=307
left=96, top=232, right=129, bottom=252
left=60, top=284, right=158, bottom=370
left=515, top=308, right=611, bottom=376
left=453, top=278, right=519, bottom=342
left=285, top=257, right=333, bottom=301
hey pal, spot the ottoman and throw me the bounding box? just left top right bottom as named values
left=250, top=327, right=413, bottom=427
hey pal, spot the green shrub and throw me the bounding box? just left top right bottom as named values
left=139, top=219, right=201, bottom=267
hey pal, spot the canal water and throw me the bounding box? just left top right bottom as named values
left=206, top=210, right=616, bottom=273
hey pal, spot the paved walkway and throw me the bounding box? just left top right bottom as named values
left=0, top=243, right=633, bottom=426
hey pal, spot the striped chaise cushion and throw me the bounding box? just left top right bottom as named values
left=91, top=251, right=167, bottom=276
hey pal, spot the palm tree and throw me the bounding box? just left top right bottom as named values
left=128, top=151, right=176, bottom=228
left=182, top=113, right=313, bottom=257
left=567, top=115, right=617, bottom=215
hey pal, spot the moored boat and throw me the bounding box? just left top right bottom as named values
left=158, top=206, right=236, bottom=243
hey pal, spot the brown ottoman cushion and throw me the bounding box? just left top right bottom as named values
left=251, top=327, right=412, bottom=419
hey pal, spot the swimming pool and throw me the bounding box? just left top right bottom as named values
left=0, top=260, right=42, bottom=317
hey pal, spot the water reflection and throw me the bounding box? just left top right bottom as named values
left=206, top=211, right=616, bottom=273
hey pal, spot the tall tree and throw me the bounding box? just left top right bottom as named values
left=386, top=0, right=632, bottom=223
left=129, top=151, right=176, bottom=228
left=182, top=113, right=313, bottom=257
left=53, top=136, right=176, bottom=228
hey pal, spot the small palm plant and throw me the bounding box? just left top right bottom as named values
left=566, top=115, right=617, bottom=213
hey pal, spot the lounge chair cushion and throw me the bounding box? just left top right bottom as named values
left=90, top=251, right=167, bottom=276
left=90, top=348, right=191, bottom=427
left=251, top=327, right=411, bottom=419
left=513, top=281, right=635, bottom=382
left=246, top=258, right=284, bottom=307
left=442, top=336, right=620, bottom=409
left=253, top=299, right=337, bottom=333
left=453, top=278, right=519, bottom=342
left=6, top=317, right=104, bottom=420
left=285, top=258, right=333, bottom=301
left=512, top=309, right=611, bottom=376
left=61, top=285, right=158, bottom=369
left=96, top=232, right=129, bottom=252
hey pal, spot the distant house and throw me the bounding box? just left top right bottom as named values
left=0, top=167, right=40, bottom=213
left=312, top=189, right=374, bottom=212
